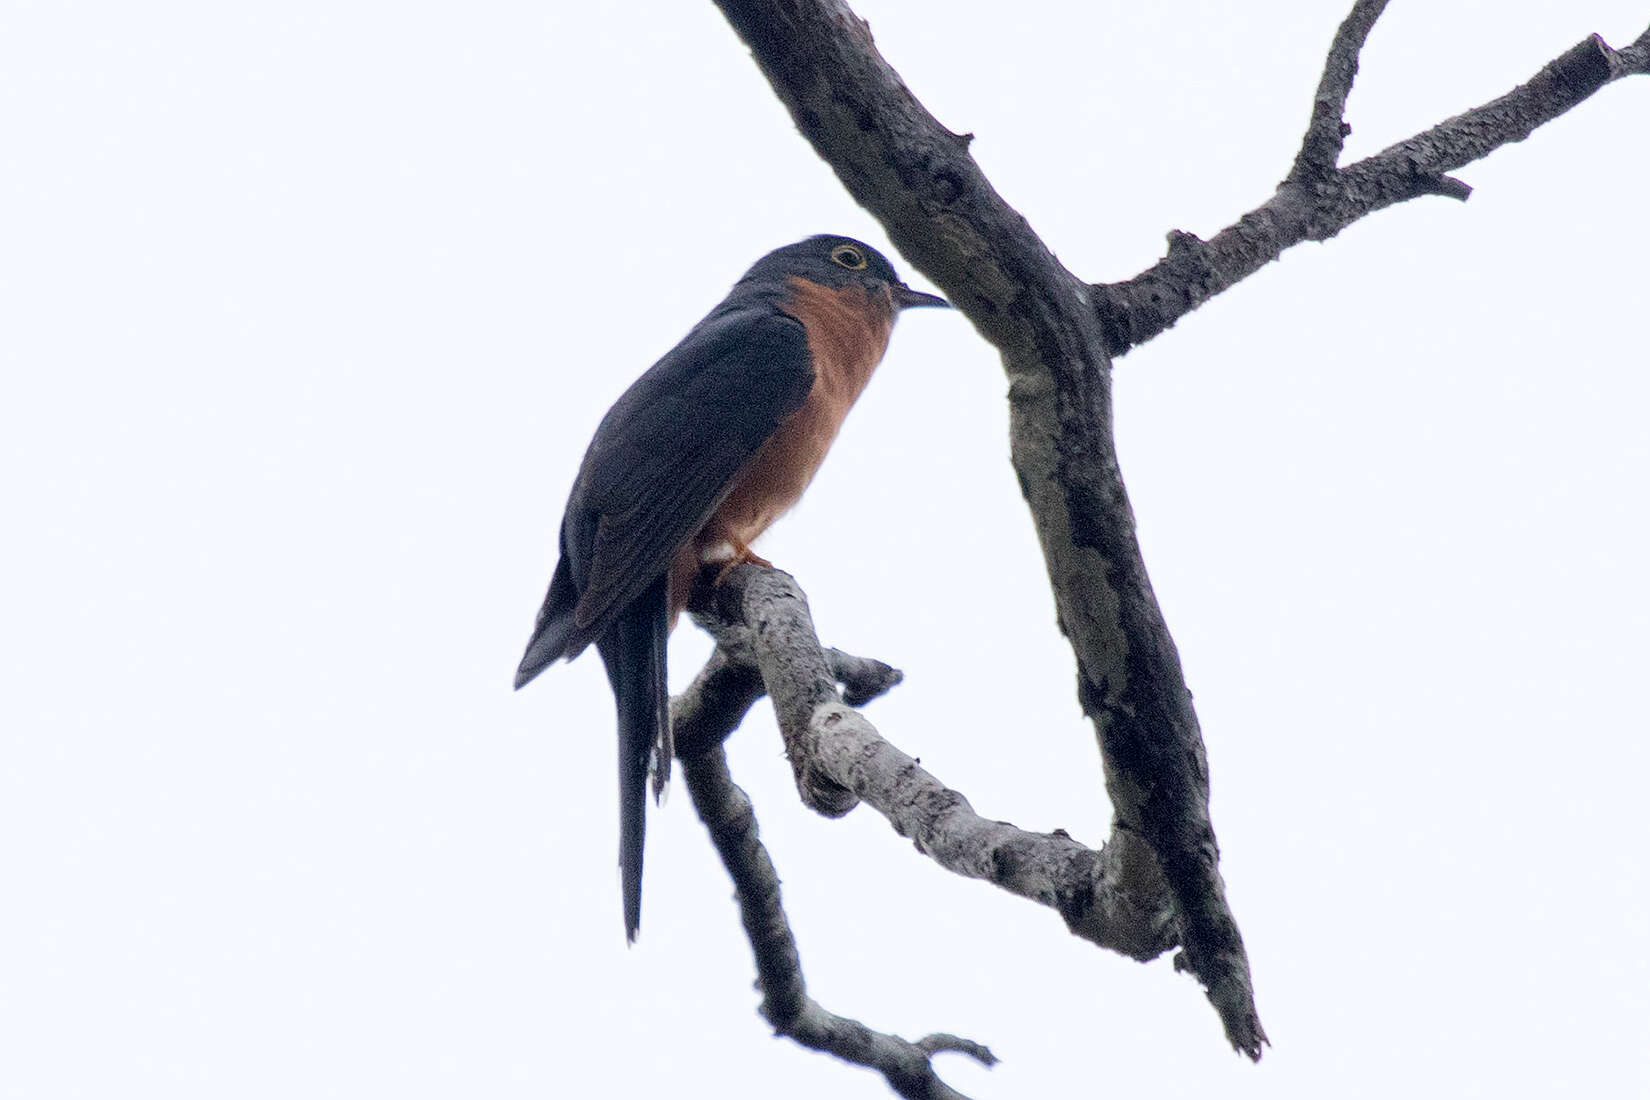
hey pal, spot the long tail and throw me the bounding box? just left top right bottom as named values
left=595, top=576, right=669, bottom=943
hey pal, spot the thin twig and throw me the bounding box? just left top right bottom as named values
left=1290, top=0, right=1389, bottom=182
left=680, top=742, right=993, bottom=1100
left=1610, top=24, right=1650, bottom=77
left=1096, top=18, right=1648, bottom=356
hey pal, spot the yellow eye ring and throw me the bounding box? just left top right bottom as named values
left=829, top=244, right=868, bottom=270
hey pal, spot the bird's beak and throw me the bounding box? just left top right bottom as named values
left=890, top=283, right=950, bottom=310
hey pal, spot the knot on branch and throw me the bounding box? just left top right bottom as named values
left=1609, top=25, right=1650, bottom=78
left=1091, top=231, right=1221, bottom=356
left=1165, top=228, right=1204, bottom=257
left=1549, top=33, right=1615, bottom=107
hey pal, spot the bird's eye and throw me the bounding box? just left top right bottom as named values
left=829, top=244, right=868, bottom=270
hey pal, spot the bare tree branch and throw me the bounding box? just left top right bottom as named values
left=1611, top=22, right=1650, bottom=76
left=1096, top=18, right=1649, bottom=356
left=826, top=647, right=904, bottom=708
left=671, top=646, right=767, bottom=756
left=692, top=564, right=1182, bottom=960
left=713, top=0, right=1266, bottom=1057
left=680, top=740, right=996, bottom=1100
left=671, top=628, right=903, bottom=757
left=1291, top=0, right=1390, bottom=183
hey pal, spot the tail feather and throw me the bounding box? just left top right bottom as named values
left=515, top=555, right=580, bottom=689
left=597, top=576, right=669, bottom=943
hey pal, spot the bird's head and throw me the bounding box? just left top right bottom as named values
left=739, top=235, right=949, bottom=312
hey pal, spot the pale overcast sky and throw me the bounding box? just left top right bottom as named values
left=4, top=2, right=1647, bottom=1097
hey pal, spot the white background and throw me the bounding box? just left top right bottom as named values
left=4, top=2, right=1647, bottom=1097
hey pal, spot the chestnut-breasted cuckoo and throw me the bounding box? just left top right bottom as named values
left=514, top=235, right=947, bottom=940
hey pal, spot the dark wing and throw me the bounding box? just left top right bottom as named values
left=561, top=302, right=813, bottom=650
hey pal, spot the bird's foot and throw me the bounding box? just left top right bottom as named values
left=713, top=541, right=772, bottom=586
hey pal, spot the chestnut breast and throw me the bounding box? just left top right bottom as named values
left=700, top=277, right=895, bottom=551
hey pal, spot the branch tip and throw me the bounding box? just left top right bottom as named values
left=1290, top=0, right=1391, bottom=181
left=1428, top=174, right=1473, bottom=201
left=917, top=1033, right=999, bottom=1066
left=826, top=647, right=905, bottom=707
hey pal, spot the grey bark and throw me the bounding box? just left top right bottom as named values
left=1096, top=17, right=1650, bottom=357
left=712, top=0, right=1266, bottom=1055
left=674, top=572, right=998, bottom=1098
left=661, top=0, right=1649, bottom=1078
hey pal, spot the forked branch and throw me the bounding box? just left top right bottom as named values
left=1292, top=0, right=1390, bottom=183
left=1096, top=14, right=1650, bottom=356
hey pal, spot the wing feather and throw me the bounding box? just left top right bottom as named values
left=562, top=302, right=813, bottom=643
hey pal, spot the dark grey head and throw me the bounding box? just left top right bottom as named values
left=738, top=234, right=949, bottom=310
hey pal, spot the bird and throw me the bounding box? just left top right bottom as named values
left=513, top=234, right=948, bottom=942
